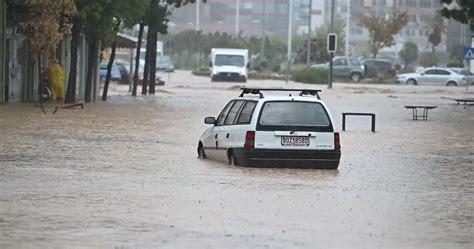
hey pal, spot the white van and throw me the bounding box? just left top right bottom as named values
left=197, top=88, right=341, bottom=169
left=210, top=48, right=249, bottom=82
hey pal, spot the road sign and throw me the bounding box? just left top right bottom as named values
left=464, top=47, right=474, bottom=60
left=327, top=33, right=337, bottom=53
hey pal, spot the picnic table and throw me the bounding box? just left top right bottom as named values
left=404, top=105, right=437, bottom=120
left=453, top=98, right=474, bottom=105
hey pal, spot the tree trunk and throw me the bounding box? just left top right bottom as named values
left=132, top=22, right=144, bottom=96
left=149, top=29, right=158, bottom=95
left=102, top=41, right=116, bottom=101
left=37, top=54, right=42, bottom=97
left=85, top=41, right=98, bottom=102
left=65, top=18, right=81, bottom=103
left=141, top=31, right=151, bottom=95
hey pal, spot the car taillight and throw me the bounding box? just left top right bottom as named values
left=244, top=131, right=255, bottom=149
left=334, top=132, right=341, bottom=151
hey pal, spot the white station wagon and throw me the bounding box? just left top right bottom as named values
left=197, top=88, right=341, bottom=169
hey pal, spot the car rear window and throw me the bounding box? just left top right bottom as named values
left=257, top=101, right=333, bottom=132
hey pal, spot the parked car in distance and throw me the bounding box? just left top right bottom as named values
left=396, top=67, right=466, bottom=86
left=113, top=61, right=131, bottom=85
left=362, top=59, right=396, bottom=78
left=156, top=55, right=175, bottom=72
left=447, top=67, right=474, bottom=85
left=311, top=56, right=365, bottom=82
left=100, top=62, right=122, bottom=81
left=197, top=88, right=341, bottom=169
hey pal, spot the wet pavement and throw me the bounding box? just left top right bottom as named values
left=1, top=71, right=473, bottom=248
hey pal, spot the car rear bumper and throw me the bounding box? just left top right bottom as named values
left=232, top=148, right=341, bottom=169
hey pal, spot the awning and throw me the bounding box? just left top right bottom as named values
left=116, top=33, right=138, bottom=49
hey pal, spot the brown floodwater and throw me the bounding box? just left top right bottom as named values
left=0, top=71, right=473, bottom=248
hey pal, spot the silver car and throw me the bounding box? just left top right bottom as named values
left=396, top=67, right=466, bottom=86
left=311, top=56, right=365, bottom=82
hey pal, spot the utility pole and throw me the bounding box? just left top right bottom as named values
left=328, top=0, right=335, bottom=89
left=195, top=0, right=200, bottom=31
left=261, top=0, right=266, bottom=58
left=306, top=0, right=312, bottom=65
left=235, top=0, right=240, bottom=36
left=286, top=0, right=293, bottom=83
left=345, top=0, right=350, bottom=56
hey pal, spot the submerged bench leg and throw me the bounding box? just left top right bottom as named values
left=371, top=115, right=375, bottom=132
left=342, top=114, right=346, bottom=131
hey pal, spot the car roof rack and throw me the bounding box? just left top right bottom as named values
left=239, top=88, right=322, bottom=100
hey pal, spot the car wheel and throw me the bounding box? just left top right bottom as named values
left=350, top=72, right=362, bottom=82
left=228, top=152, right=239, bottom=166
left=406, top=79, right=417, bottom=85
left=446, top=81, right=457, bottom=87
left=197, top=146, right=207, bottom=159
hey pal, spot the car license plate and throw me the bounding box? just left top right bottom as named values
left=227, top=73, right=231, bottom=77
left=281, top=136, right=310, bottom=146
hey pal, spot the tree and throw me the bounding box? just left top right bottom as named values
left=398, top=42, right=418, bottom=69
left=132, top=0, right=195, bottom=96
left=295, top=21, right=346, bottom=64
left=359, top=8, right=408, bottom=58
left=419, top=52, right=439, bottom=67
left=440, top=0, right=474, bottom=31
left=449, top=44, right=465, bottom=63
left=21, top=0, right=76, bottom=93
left=102, top=0, right=150, bottom=101
left=426, top=13, right=446, bottom=53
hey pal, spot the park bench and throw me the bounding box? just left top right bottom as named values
left=53, top=101, right=84, bottom=114
left=342, top=112, right=376, bottom=132
left=453, top=98, right=474, bottom=105
left=404, top=105, right=437, bottom=120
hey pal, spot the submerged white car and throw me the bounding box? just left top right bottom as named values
left=396, top=67, right=466, bottom=86
left=197, top=88, right=341, bottom=169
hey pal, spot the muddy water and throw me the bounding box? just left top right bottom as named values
left=1, top=71, right=473, bottom=248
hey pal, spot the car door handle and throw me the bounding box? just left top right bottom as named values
left=226, top=133, right=229, bottom=139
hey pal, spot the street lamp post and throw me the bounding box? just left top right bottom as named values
left=306, top=0, right=312, bottom=65
left=235, top=0, right=240, bottom=36
left=195, top=0, right=200, bottom=31
left=261, top=0, right=266, bottom=58
left=345, top=0, right=350, bottom=56
left=328, top=0, right=335, bottom=89
left=286, top=0, right=294, bottom=83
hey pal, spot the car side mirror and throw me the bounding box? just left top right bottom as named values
left=247, top=62, right=250, bottom=69
left=209, top=62, right=212, bottom=67
left=204, top=117, right=216, bottom=125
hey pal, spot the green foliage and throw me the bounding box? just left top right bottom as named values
left=419, top=52, right=439, bottom=67
left=272, top=64, right=281, bottom=73
left=449, top=44, right=465, bottom=63
left=426, top=13, right=445, bottom=52
left=398, top=42, right=418, bottom=68
left=359, top=8, right=408, bottom=58
left=446, top=61, right=464, bottom=68
left=21, top=0, right=77, bottom=57
left=294, top=21, right=346, bottom=64
left=291, top=68, right=328, bottom=84
left=163, top=31, right=287, bottom=70
left=440, top=0, right=474, bottom=31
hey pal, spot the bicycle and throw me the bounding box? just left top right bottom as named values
left=37, top=79, right=54, bottom=114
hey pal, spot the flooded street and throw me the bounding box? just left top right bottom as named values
left=1, top=71, right=473, bottom=248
